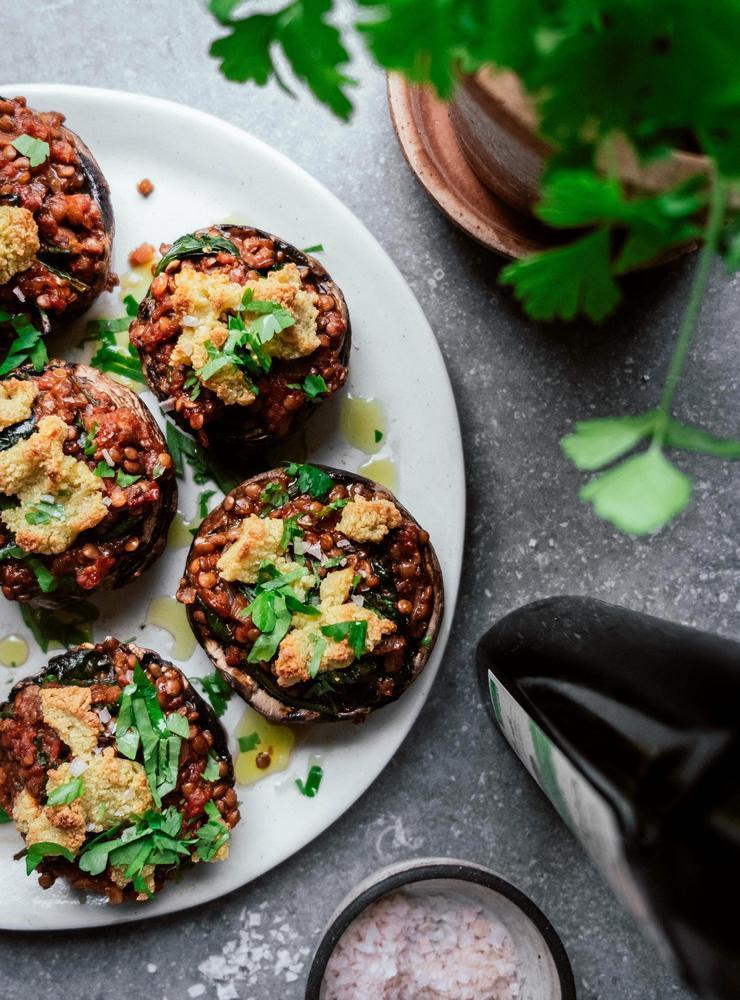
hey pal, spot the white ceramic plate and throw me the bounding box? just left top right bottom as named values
left=0, top=84, right=465, bottom=930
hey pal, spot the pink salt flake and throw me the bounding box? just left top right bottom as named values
left=323, top=891, right=522, bottom=1000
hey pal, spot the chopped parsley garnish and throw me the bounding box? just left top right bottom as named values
left=307, top=635, right=327, bottom=679
left=46, top=776, right=85, bottom=807
left=295, top=764, right=323, bottom=798
left=320, top=620, right=368, bottom=659
left=0, top=312, right=48, bottom=376
left=83, top=421, right=99, bottom=456
left=198, top=489, right=216, bottom=521
left=302, top=374, right=328, bottom=399
left=260, top=480, right=289, bottom=510
left=374, top=429, right=383, bottom=443
left=195, top=287, right=294, bottom=385
left=202, top=754, right=221, bottom=782
left=284, top=461, right=333, bottom=499
left=192, top=671, right=233, bottom=717
left=195, top=800, right=231, bottom=862
left=115, top=663, right=188, bottom=806
left=184, top=370, right=202, bottom=400
left=154, top=232, right=240, bottom=276
left=420, top=636, right=433, bottom=647
left=0, top=545, right=58, bottom=593
left=89, top=332, right=145, bottom=384
left=280, top=515, right=303, bottom=550
left=93, top=460, right=115, bottom=478
left=302, top=244, right=324, bottom=254
left=77, top=807, right=195, bottom=895
left=238, top=732, right=261, bottom=752
left=317, top=497, right=348, bottom=519
left=116, top=470, right=141, bottom=488
left=25, top=498, right=66, bottom=525
left=244, top=562, right=319, bottom=664
left=0, top=808, right=11, bottom=824
left=25, top=841, right=74, bottom=875
left=11, top=134, right=50, bottom=168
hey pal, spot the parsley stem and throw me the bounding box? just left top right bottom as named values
left=653, top=174, right=729, bottom=444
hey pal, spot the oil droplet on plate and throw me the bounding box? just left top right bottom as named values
left=359, top=456, right=398, bottom=492
left=234, top=706, right=295, bottom=786
left=340, top=395, right=386, bottom=455
left=145, top=597, right=196, bottom=660
left=0, top=635, right=28, bottom=668
left=119, top=262, right=155, bottom=306
left=167, top=512, right=194, bottom=549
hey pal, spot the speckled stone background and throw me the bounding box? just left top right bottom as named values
left=2, top=2, right=738, bottom=998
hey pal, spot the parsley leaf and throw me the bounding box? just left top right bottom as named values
left=25, top=499, right=65, bottom=525
left=195, top=800, right=231, bottom=861
left=307, top=635, right=326, bottom=678
left=116, top=470, right=141, bottom=488
left=154, top=232, right=239, bottom=275
left=238, top=732, right=261, bottom=752
left=0, top=808, right=10, bottom=824
left=210, top=0, right=354, bottom=120
left=87, top=322, right=145, bottom=384
left=93, top=460, right=115, bottom=478
left=25, top=841, right=74, bottom=875
left=561, top=412, right=659, bottom=471
left=320, top=619, right=368, bottom=659
left=285, top=461, right=333, bottom=498
left=500, top=229, right=620, bottom=323
left=0, top=313, right=48, bottom=376
left=46, top=776, right=85, bottom=807
left=11, top=134, right=50, bottom=168
left=303, top=373, right=328, bottom=399
left=302, top=243, right=324, bottom=254
left=193, top=671, right=233, bottom=717
left=295, top=763, right=323, bottom=797
left=260, top=480, right=289, bottom=510
left=580, top=449, right=693, bottom=536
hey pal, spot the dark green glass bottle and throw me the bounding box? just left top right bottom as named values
left=476, top=596, right=740, bottom=1000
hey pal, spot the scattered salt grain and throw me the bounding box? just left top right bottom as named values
left=323, top=891, right=521, bottom=1000
left=187, top=985, right=206, bottom=998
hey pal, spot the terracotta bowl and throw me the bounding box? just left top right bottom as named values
left=449, top=68, right=712, bottom=213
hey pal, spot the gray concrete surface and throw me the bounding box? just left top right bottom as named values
left=3, top=2, right=738, bottom=998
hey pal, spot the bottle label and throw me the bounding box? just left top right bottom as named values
left=486, top=670, right=664, bottom=946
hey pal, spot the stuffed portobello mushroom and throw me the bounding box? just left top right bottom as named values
left=0, top=360, right=176, bottom=602
left=177, top=463, right=443, bottom=723
left=0, top=96, right=115, bottom=332
left=0, top=639, right=238, bottom=902
left=129, top=225, right=350, bottom=452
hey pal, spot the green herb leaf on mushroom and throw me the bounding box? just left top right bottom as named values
left=11, top=134, right=50, bottom=168
left=0, top=313, right=48, bottom=376
left=0, top=808, right=10, bottom=824
left=46, top=776, right=85, bottom=807
left=153, top=232, right=240, bottom=276
left=284, top=461, right=333, bottom=499
left=321, top=619, right=368, bottom=659
left=20, top=599, right=99, bottom=652
left=25, top=841, right=74, bottom=875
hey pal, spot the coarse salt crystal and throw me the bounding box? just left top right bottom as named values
left=323, top=891, right=521, bottom=1000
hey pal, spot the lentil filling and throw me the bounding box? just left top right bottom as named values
left=177, top=466, right=442, bottom=721
left=129, top=225, right=350, bottom=448
left=0, top=638, right=239, bottom=903
left=0, top=361, right=176, bottom=601
left=0, top=96, right=114, bottom=322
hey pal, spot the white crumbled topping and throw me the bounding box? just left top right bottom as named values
left=323, top=891, right=522, bottom=1000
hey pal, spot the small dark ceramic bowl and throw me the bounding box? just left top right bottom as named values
left=305, top=858, right=576, bottom=1000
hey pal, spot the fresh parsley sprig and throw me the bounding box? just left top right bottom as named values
left=11, top=134, right=50, bottom=168
left=564, top=177, right=740, bottom=534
